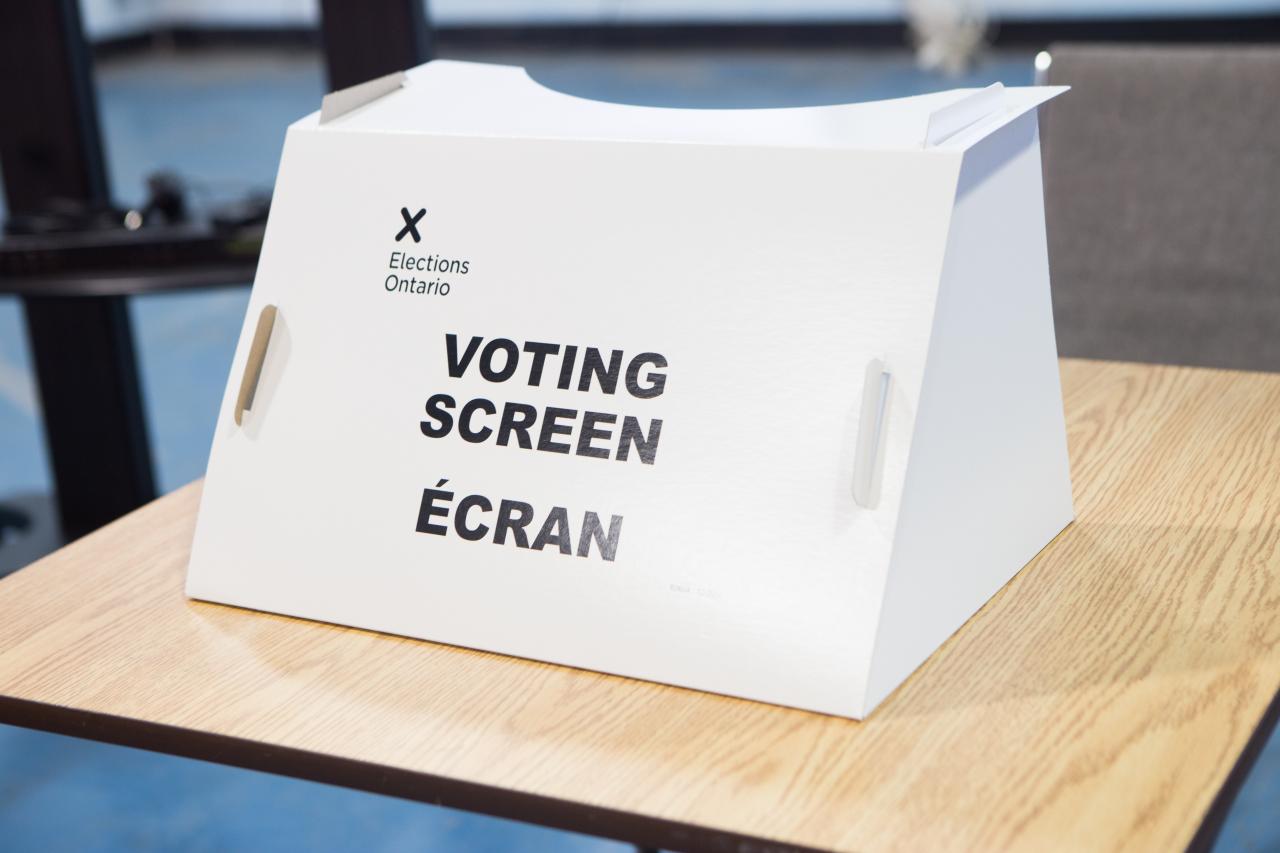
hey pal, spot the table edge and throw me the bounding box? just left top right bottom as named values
left=1186, top=682, right=1280, bottom=853
left=9, top=688, right=1274, bottom=853
left=0, top=694, right=823, bottom=853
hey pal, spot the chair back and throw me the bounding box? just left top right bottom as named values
left=1042, top=44, right=1280, bottom=371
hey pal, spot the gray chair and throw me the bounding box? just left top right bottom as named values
left=1040, top=44, right=1280, bottom=372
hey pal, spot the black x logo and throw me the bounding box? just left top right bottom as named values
left=396, top=207, right=426, bottom=242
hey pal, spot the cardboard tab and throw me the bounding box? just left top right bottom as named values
left=925, top=82, right=1005, bottom=147
left=320, top=70, right=407, bottom=124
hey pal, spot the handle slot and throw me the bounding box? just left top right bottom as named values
left=234, top=304, right=278, bottom=426
left=853, top=359, right=893, bottom=509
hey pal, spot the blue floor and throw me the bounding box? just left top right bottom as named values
left=0, top=44, right=1276, bottom=851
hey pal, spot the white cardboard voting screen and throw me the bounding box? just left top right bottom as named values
left=187, top=60, right=1074, bottom=719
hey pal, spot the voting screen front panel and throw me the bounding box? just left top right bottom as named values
left=186, top=127, right=960, bottom=716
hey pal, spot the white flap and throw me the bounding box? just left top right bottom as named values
left=304, top=59, right=1065, bottom=152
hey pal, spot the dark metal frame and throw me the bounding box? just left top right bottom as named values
left=84, top=13, right=1280, bottom=57
left=0, top=0, right=155, bottom=540
left=319, top=0, right=434, bottom=91
left=417, top=14, right=1280, bottom=50
left=0, top=0, right=431, bottom=540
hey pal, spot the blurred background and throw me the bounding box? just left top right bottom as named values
left=1, top=1, right=1278, bottom=850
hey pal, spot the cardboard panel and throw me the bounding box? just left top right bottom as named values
left=864, top=112, right=1074, bottom=714
left=188, top=126, right=959, bottom=716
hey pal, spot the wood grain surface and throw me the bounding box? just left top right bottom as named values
left=1, top=358, right=1279, bottom=852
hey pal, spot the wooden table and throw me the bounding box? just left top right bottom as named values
left=2, top=359, right=1278, bottom=852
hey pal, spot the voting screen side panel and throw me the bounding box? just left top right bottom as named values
left=186, top=127, right=960, bottom=717
left=864, top=112, right=1075, bottom=715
